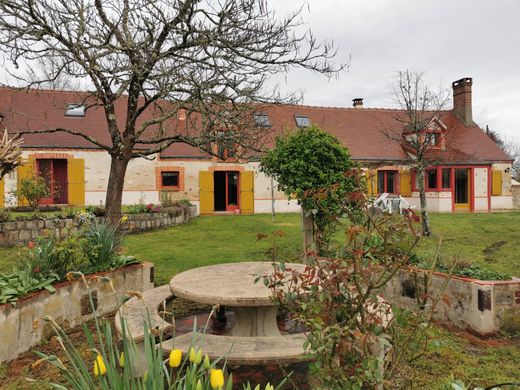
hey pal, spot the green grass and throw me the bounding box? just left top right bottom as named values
left=1, top=211, right=519, bottom=280
left=122, top=212, right=520, bottom=284
left=417, top=212, right=520, bottom=276
left=123, top=213, right=303, bottom=285
left=398, top=326, right=520, bottom=389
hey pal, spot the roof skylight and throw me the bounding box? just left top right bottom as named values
left=253, top=113, right=271, bottom=127
left=294, top=115, right=310, bottom=128
left=65, top=104, right=86, bottom=117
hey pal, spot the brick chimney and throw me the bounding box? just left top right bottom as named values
left=352, top=98, right=364, bottom=109
left=452, top=77, right=473, bottom=126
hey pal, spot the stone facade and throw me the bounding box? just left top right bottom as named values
left=0, top=206, right=197, bottom=247
left=0, top=262, right=154, bottom=363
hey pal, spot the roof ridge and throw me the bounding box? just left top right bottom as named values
left=0, top=85, right=91, bottom=95
left=265, top=102, right=451, bottom=113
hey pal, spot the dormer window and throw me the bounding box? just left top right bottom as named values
left=65, top=104, right=86, bottom=117
left=294, top=115, right=310, bottom=128
left=253, top=113, right=271, bottom=128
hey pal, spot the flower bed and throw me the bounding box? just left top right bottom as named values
left=0, top=206, right=197, bottom=247
left=0, top=262, right=154, bottom=363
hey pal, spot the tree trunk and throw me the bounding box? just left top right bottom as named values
left=301, top=208, right=314, bottom=261
left=105, top=155, right=130, bottom=227
left=417, top=168, right=432, bottom=236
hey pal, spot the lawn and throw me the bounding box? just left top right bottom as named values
left=123, top=213, right=303, bottom=285
left=0, top=212, right=519, bottom=389
left=2, top=211, right=518, bottom=280
left=121, top=212, right=520, bottom=284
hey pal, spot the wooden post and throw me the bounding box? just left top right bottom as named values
left=270, top=177, right=276, bottom=222
left=301, top=209, right=314, bottom=261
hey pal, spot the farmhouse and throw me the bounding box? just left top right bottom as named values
left=0, top=77, right=514, bottom=213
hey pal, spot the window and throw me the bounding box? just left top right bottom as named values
left=294, top=115, right=310, bottom=128
left=427, top=169, right=438, bottom=189
left=425, top=132, right=441, bottom=147
left=377, top=170, right=397, bottom=194
left=253, top=113, right=271, bottom=127
left=441, top=168, right=451, bottom=189
left=65, top=104, right=86, bottom=117
left=156, top=167, right=184, bottom=191
left=161, top=171, right=179, bottom=188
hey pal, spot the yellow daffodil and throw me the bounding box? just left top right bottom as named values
left=189, top=347, right=196, bottom=363
left=265, top=383, right=274, bottom=390
left=119, top=351, right=125, bottom=368
left=120, top=215, right=128, bottom=223
left=195, top=348, right=203, bottom=365
left=210, top=368, right=225, bottom=389
left=195, top=379, right=203, bottom=390
left=168, top=349, right=182, bottom=368
left=93, top=354, right=107, bottom=377
left=203, top=354, right=211, bottom=369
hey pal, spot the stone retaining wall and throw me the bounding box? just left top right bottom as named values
left=381, top=269, right=520, bottom=336
left=0, top=262, right=155, bottom=363
left=0, top=206, right=197, bottom=247
left=512, top=182, right=520, bottom=208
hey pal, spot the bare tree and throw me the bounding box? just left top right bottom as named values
left=0, top=129, right=23, bottom=179
left=503, top=136, right=520, bottom=180
left=0, top=0, right=344, bottom=224
left=385, top=70, right=452, bottom=236
left=484, top=126, right=519, bottom=180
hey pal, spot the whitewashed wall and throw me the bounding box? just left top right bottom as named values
left=8, top=150, right=514, bottom=213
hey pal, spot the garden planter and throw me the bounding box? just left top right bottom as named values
left=381, top=268, right=520, bottom=337
left=0, top=262, right=154, bottom=363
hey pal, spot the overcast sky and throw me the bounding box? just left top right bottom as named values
left=271, top=0, right=520, bottom=144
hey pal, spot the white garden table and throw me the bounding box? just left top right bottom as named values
left=169, top=261, right=306, bottom=337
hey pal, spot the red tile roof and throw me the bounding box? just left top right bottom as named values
left=0, top=87, right=512, bottom=164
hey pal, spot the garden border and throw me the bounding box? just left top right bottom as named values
left=0, top=206, right=197, bottom=247
left=381, top=267, right=520, bottom=337
left=0, top=262, right=155, bottom=363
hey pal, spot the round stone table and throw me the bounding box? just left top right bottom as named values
left=169, top=262, right=306, bottom=337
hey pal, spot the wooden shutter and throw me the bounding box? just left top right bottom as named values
left=400, top=171, right=412, bottom=197
left=240, top=171, right=254, bottom=214
left=67, top=158, right=85, bottom=206
left=199, top=171, right=214, bottom=214
left=16, top=157, right=35, bottom=206
left=491, top=170, right=503, bottom=196
left=365, top=170, right=378, bottom=196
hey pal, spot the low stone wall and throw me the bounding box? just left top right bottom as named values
left=381, top=269, right=520, bottom=337
left=512, top=182, right=520, bottom=208
left=0, top=205, right=197, bottom=247
left=0, top=262, right=155, bottom=363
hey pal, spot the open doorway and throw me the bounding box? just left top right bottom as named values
left=454, top=168, right=470, bottom=210
left=214, top=171, right=239, bottom=212
left=37, top=159, right=68, bottom=205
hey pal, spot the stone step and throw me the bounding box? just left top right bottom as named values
left=115, top=285, right=174, bottom=342
left=161, top=332, right=308, bottom=366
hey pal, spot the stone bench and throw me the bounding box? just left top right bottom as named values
left=115, top=285, right=174, bottom=343
left=161, top=332, right=308, bottom=366
left=115, top=285, right=309, bottom=368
